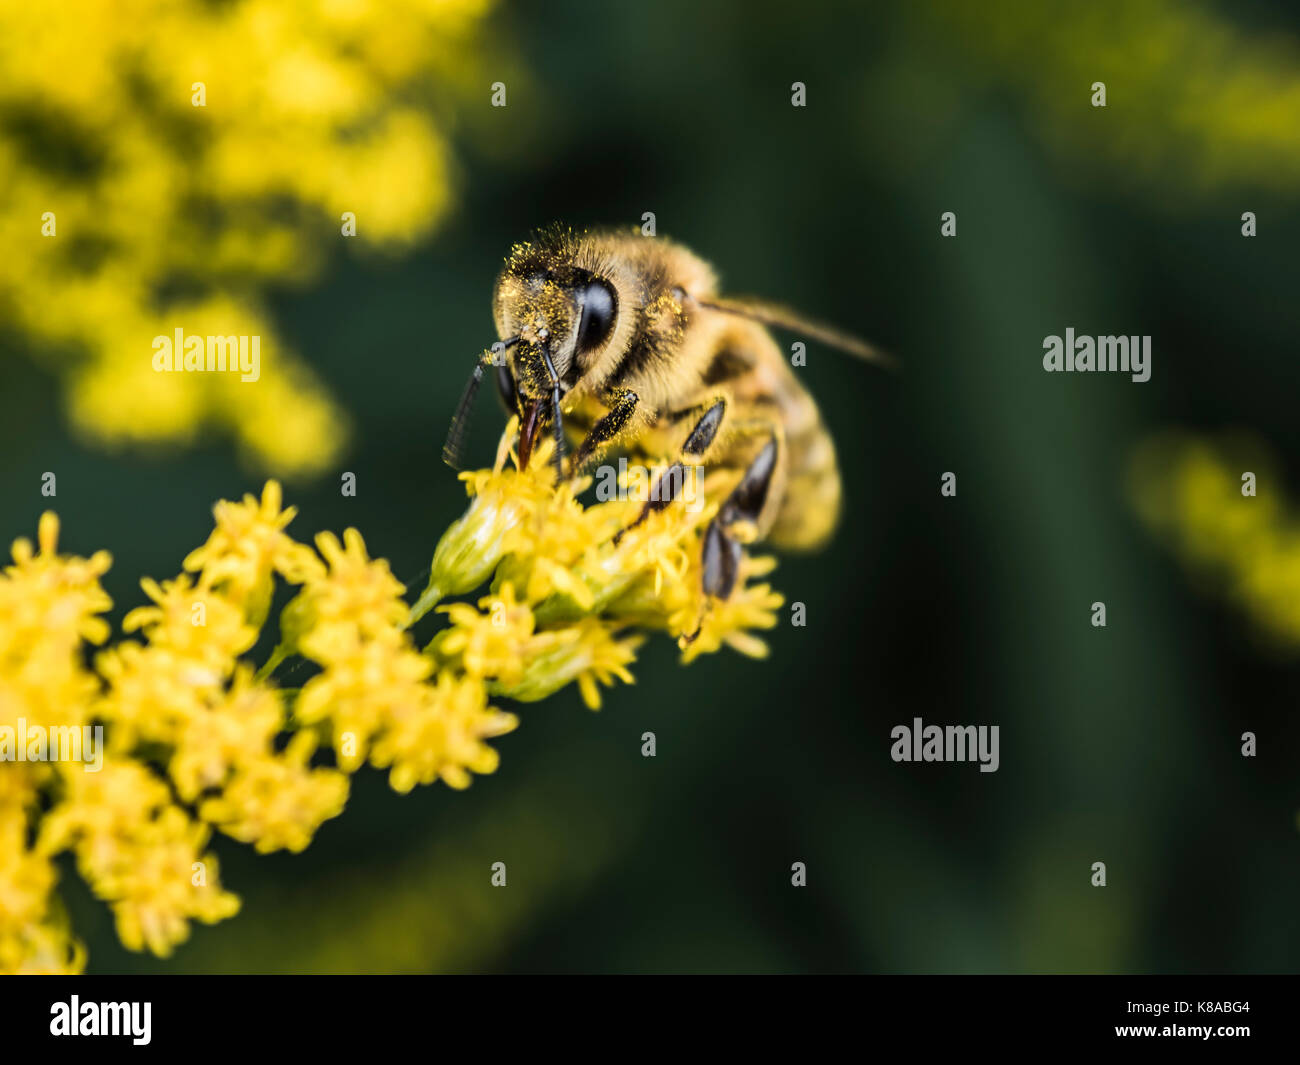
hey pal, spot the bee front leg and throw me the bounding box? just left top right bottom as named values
left=569, top=388, right=639, bottom=475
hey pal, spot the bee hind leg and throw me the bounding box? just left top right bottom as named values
left=700, top=520, right=744, bottom=602
left=701, top=435, right=778, bottom=599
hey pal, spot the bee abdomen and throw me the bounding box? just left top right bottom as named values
left=769, top=416, right=841, bottom=551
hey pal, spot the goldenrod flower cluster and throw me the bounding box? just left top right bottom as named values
left=1129, top=432, right=1300, bottom=648
left=1, top=430, right=785, bottom=972
left=0, top=0, right=492, bottom=474
left=416, top=427, right=785, bottom=683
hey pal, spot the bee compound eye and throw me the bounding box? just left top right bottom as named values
left=576, top=280, right=617, bottom=354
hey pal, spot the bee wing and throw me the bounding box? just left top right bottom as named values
left=696, top=295, right=897, bottom=369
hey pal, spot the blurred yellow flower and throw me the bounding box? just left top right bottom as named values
left=39, top=760, right=241, bottom=958
left=369, top=673, right=517, bottom=794
left=915, top=0, right=1300, bottom=198
left=0, top=0, right=494, bottom=474
left=1130, top=432, right=1300, bottom=649
left=169, top=668, right=284, bottom=802
left=199, top=732, right=347, bottom=855
left=0, top=797, right=82, bottom=974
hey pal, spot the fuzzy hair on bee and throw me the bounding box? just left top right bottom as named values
left=444, top=225, right=892, bottom=601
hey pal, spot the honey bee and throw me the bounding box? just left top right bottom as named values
left=443, top=226, right=892, bottom=601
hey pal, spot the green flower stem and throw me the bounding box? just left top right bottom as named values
left=406, top=581, right=442, bottom=629
left=255, top=642, right=292, bottom=682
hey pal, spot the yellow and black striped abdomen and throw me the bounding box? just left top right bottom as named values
left=709, top=326, right=841, bottom=552
left=765, top=371, right=841, bottom=551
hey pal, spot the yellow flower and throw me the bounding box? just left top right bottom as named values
left=39, top=759, right=170, bottom=858
left=199, top=732, right=348, bottom=855
left=4, top=512, right=113, bottom=647
left=92, top=807, right=241, bottom=957
left=1, top=920, right=83, bottom=975
left=490, top=618, right=642, bottom=709
left=433, top=583, right=537, bottom=685
left=98, top=562, right=266, bottom=754
left=369, top=674, right=518, bottom=793
left=0, top=804, right=80, bottom=974
left=168, top=668, right=284, bottom=802
left=95, top=642, right=215, bottom=750
left=0, top=512, right=111, bottom=743
left=674, top=556, right=785, bottom=663
left=0, top=421, right=798, bottom=970
left=184, top=481, right=322, bottom=624
left=124, top=575, right=259, bottom=670
left=1130, top=432, right=1300, bottom=649
left=1, top=513, right=120, bottom=968
left=282, top=529, right=409, bottom=652
left=0, top=0, right=495, bottom=474
left=0, top=810, right=56, bottom=928
left=296, top=629, right=436, bottom=770
left=39, top=761, right=239, bottom=957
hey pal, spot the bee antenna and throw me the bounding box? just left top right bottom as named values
left=442, top=337, right=519, bottom=470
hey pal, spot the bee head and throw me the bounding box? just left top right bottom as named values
left=444, top=234, right=620, bottom=475
left=486, top=241, right=619, bottom=470
left=493, top=243, right=618, bottom=404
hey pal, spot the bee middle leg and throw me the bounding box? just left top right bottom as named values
left=615, top=398, right=726, bottom=543
left=613, top=393, right=782, bottom=602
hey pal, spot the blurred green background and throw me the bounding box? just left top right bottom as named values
left=3, top=0, right=1299, bottom=972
